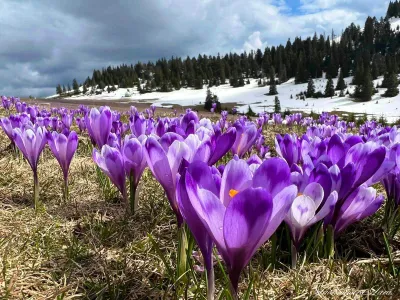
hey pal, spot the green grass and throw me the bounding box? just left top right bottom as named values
left=0, top=107, right=399, bottom=299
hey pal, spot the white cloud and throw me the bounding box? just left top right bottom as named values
left=243, top=32, right=268, bottom=52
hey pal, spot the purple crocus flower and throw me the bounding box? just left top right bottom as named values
left=93, top=145, right=127, bottom=206
left=323, top=142, right=387, bottom=235
left=144, top=136, right=191, bottom=226
left=85, top=106, right=112, bottom=148
left=75, top=117, right=86, bottom=132
left=334, top=185, right=384, bottom=234
left=13, top=125, right=47, bottom=210
left=62, top=113, right=73, bottom=129
left=177, top=169, right=215, bottom=298
left=231, top=122, right=258, bottom=158
left=130, top=113, right=146, bottom=137
left=0, top=117, right=14, bottom=142
left=273, top=113, right=282, bottom=124
left=15, top=101, right=27, bottom=113
left=208, top=127, right=237, bottom=165
left=150, top=104, right=156, bottom=115
left=46, top=131, right=78, bottom=202
left=275, top=133, right=300, bottom=167
left=122, top=135, right=147, bottom=213
left=181, top=110, right=199, bottom=135
left=182, top=157, right=297, bottom=295
left=285, top=182, right=338, bottom=266
left=2, top=96, right=11, bottom=110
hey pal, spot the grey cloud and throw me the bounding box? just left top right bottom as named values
left=0, top=0, right=389, bottom=97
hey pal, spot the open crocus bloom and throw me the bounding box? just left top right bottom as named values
left=182, top=157, right=297, bottom=293
left=285, top=182, right=338, bottom=247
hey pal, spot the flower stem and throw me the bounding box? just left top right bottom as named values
left=229, top=281, right=238, bottom=300
left=33, top=170, right=39, bottom=212
left=206, top=267, right=215, bottom=300
left=63, top=177, right=69, bottom=203
left=122, top=189, right=129, bottom=214
left=291, top=241, right=298, bottom=269
left=129, top=173, right=137, bottom=214
left=177, top=226, right=188, bottom=281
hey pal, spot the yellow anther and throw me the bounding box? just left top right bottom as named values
left=229, top=189, right=239, bottom=198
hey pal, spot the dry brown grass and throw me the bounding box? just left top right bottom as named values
left=0, top=107, right=399, bottom=299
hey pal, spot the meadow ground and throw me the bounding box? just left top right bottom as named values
left=0, top=106, right=399, bottom=299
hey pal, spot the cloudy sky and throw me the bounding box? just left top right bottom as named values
left=0, top=0, right=389, bottom=97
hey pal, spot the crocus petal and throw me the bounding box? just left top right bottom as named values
left=253, top=157, right=291, bottom=198
left=177, top=173, right=214, bottom=271
left=224, top=187, right=273, bottom=291
left=220, top=157, right=253, bottom=207
left=255, top=185, right=298, bottom=250
left=185, top=168, right=228, bottom=259
left=303, top=182, right=324, bottom=208
left=208, top=127, right=237, bottom=165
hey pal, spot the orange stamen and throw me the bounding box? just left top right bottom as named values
left=229, top=189, right=239, bottom=198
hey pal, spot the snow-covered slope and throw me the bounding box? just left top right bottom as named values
left=390, top=17, right=400, bottom=31
left=48, top=75, right=400, bottom=122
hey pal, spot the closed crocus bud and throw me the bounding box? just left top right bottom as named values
left=2, top=96, right=11, bottom=110
left=231, top=122, right=258, bottom=158
left=13, top=125, right=47, bottom=173
left=62, top=113, right=73, bottom=129
left=93, top=145, right=127, bottom=205
left=333, top=185, right=384, bottom=234
left=130, top=113, right=146, bottom=137
left=0, top=117, right=14, bottom=141
left=46, top=131, right=78, bottom=202
left=122, top=135, right=147, bottom=213
left=275, top=133, right=301, bottom=167
left=47, top=131, right=78, bottom=181
left=13, top=125, right=47, bottom=210
left=144, top=135, right=191, bottom=226
left=85, top=106, right=112, bottom=148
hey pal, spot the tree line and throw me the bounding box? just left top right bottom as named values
left=56, top=3, right=400, bottom=102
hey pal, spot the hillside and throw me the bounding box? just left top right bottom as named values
left=48, top=3, right=400, bottom=122
left=47, top=74, right=400, bottom=122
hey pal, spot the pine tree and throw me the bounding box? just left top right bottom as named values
left=238, top=77, right=245, bottom=87
left=274, top=96, right=281, bottom=113
left=195, top=76, right=203, bottom=89
left=353, top=67, right=374, bottom=102
left=67, top=84, right=71, bottom=93
left=83, top=84, right=88, bottom=94
left=371, top=60, right=379, bottom=80
left=383, top=72, right=399, bottom=97
left=72, top=79, right=80, bottom=95
left=56, top=84, right=62, bottom=95
left=62, top=85, right=66, bottom=94
left=99, top=81, right=106, bottom=90
left=268, top=67, right=278, bottom=95
left=352, top=59, right=364, bottom=86
left=278, top=64, right=287, bottom=83
left=335, top=70, right=346, bottom=91
left=324, top=77, right=335, bottom=97
left=306, top=78, right=315, bottom=97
